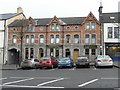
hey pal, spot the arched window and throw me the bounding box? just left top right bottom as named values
left=31, top=35, right=34, bottom=43
left=91, top=34, right=96, bottom=44
left=85, top=34, right=90, bottom=44
left=74, top=34, right=79, bottom=44
left=26, top=35, right=29, bottom=43
left=66, top=35, right=70, bottom=43
left=50, top=35, right=54, bottom=43
left=12, top=35, right=17, bottom=44
left=39, top=35, right=44, bottom=43
left=56, top=35, right=60, bottom=43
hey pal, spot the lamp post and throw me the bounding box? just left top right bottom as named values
left=45, top=25, right=48, bottom=56
left=62, top=25, right=64, bottom=57
left=98, top=1, right=103, bottom=55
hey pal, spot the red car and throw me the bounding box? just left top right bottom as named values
left=39, top=56, right=58, bottom=69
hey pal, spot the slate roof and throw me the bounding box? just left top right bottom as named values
left=102, top=12, right=120, bottom=23
left=0, top=13, right=19, bottom=20
left=9, top=17, right=85, bottom=27
left=8, top=19, right=29, bottom=27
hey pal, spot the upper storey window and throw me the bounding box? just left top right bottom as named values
left=51, top=24, right=60, bottom=31
left=66, top=26, right=70, bottom=30
left=86, top=22, right=96, bottom=30
left=29, top=24, right=34, bottom=32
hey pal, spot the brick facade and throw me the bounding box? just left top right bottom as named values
left=8, top=12, right=100, bottom=64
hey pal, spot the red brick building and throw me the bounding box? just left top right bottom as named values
left=8, top=12, right=100, bottom=64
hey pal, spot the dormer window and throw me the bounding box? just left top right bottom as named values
left=86, top=22, right=96, bottom=30
left=66, top=26, right=70, bottom=30
left=51, top=24, right=59, bottom=31
left=51, top=24, right=55, bottom=30
left=56, top=24, right=59, bottom=30
left=29, top=24, right=34, bottom=32
left=40, top=26, right=44, bottom=31
left=74, top=26, right=78, bottom=30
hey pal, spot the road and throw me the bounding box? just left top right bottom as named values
left=0, top=66, right=119, bottom=90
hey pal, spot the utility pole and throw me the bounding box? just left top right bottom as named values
left=98, top=0, right=104, bottom=55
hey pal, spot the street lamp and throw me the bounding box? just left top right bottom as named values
left=98, top=1, right=103, bottom=55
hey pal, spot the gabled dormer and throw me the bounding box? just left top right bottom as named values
left=82, top=12, right=100, bottom=30
left=82, top=12, right=99, bottom=25
left=48, top=16, right=60, bottom=31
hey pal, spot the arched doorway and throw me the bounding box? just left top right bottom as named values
left=73, top=49, right=79, bottom=62
left=8, top=48, right=19, bottom=64
left=39, top=48, right=44, bottom=58
left=65, top=49, right=70, bottom=57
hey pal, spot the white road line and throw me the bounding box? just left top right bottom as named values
left=1, top=85, right=64, bottom=88
left=101, top=78, right=120, bottom=80
left=0, top=78, right=7, bottom=80
left=37, top=78, right=65, bottom=86
left=2, top=78, right=34, bottom=85
left=10, top=77, right=61, bottom=79
left=78, top=79, right=98, bottom=87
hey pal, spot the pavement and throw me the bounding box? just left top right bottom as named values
left=0, top=61, right=119, bottom=70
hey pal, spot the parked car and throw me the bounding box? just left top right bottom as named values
left=39, top=56, right=58, bottom=69
left=20, top=58, right=39, bottom=69
left=75, top=56, right=90, bottom=68
left=94, top=55, right=113, bottom=68
left=58, top=57, right=74, bottom=68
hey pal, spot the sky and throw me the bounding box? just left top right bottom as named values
left=0, top=0, right=120, bottom=19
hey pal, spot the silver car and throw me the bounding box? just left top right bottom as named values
left=21, top=58, right=39, bottom=69
left=95, top=55, right=113, bottom=68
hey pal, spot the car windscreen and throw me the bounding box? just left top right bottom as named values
left=59, top=58, right=70, bottom=61
left=24, top=59, right=32, bottom=61
left=77, top=57, right=88, bottom=61
left=97, top=55, right=110, bottom=59
left=40, top=57, right=50, bottom=61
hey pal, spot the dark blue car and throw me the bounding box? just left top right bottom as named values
left=58, top=57, right=74, bottom=68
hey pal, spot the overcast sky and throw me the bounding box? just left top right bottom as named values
left=0, top=0, right=120, bottom=19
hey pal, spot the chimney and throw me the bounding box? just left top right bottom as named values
left=17, top=7, right=23, bottom=14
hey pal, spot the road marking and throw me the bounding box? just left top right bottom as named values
left=10, top=77, right=62, bottom=79
left=78, top=79, right=98, bottom=87
left=101, top=78, right=120, bottom=80
left=1, top=85, right=64, bottom=88
left=2, top=78, right=34, bottom=85
left=37, top=78, right=65, bottom=86
left=69, top=68, right=75, bottom=70
left=0, top=78, right=7, bottom=80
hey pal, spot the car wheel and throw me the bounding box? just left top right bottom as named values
left=51, top=65, right=54, bottom=69
left=95, top=65, right=98, bottom=68
left=76, top=65, right=79, bottom=68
